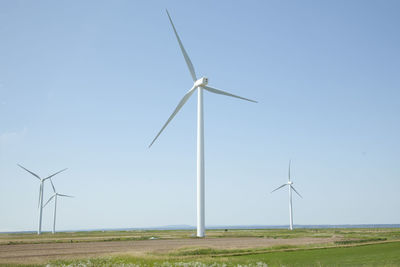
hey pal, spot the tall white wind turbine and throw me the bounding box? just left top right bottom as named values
left=149, top=10, right=257, bottom=237
left=271, top=161, right=302, bottom=230
left=44, top=179, right=73, bottom=234
left=18, top=164, right=67, bottom=234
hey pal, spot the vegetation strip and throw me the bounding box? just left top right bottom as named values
left=164, top=239, right=399, bottom=259
left=208, top=239, right=400, bottom=258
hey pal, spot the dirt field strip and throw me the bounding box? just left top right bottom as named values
left=0, top=235, right=150, bottom=245
left=0, top=237, right=340, bottom=264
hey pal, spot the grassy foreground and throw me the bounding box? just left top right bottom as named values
left=45, top=241, right=400, bottom=267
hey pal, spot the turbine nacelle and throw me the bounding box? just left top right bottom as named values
left=288, top=181, right=293, bottom=185
left=194, top=77, right=208, bottom=88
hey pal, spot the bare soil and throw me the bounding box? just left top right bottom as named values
left=0, top=237, right=340, bottom=264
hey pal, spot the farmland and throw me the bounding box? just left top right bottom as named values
left=0, top=228, right=399, bottom=266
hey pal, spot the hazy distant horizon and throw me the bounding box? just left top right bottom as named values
left=2, top=223, right=400, bottom=234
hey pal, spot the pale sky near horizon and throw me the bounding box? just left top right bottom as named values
left=0, top=0, right=399, bottom=232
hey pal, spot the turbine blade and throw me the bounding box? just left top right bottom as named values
left=18, top=164, right=40, bottom=180
left=271, top=184, right=287, bottom=193
left=58, top=194, right=74, bottom=198
left=149, top=87, right=196, bottom=147
left=288, top=160, right=291, bottom=182
left=203, top=86, right=257, bottom=103
left=50, top=178, right=56, bottom=193
left=166, top=9, right=197, bottom=81
left=291, top=186, right=303, bottom=198
left=43, top=194, right=56, bottom=208
left=44, top=168, right=68, bottom=181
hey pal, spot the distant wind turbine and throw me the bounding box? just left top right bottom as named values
left=44, top=179, right=73, bottom=234
left=271, top=161, right=302, bottom=230
left=149, top=10, right=257, bottom=237
left=17, top=164, right=67, bottom=234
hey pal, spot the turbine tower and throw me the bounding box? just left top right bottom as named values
left=18, top=164, right=67, bottom=235
left=271, top=161, right=302, bottom=230
left=149, top=10, right=257, bottom=237
left=44, top=179, right=73, bottom=234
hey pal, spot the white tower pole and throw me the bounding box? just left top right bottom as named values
left=38, top=181, right=44, bottom=235
left=289, top=184, right=293, bottom=230
left=53, top=195, right=57, bottom=234
left=197, top=87, right=205, bottom=237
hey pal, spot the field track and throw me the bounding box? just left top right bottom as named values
left=0, top=236, right=339, bottom=264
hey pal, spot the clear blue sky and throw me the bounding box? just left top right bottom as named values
left=0, top=0, right=399, bottom=232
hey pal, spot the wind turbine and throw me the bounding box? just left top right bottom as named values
left=44, top=179, right=73, bottom=234
left=149, top=10, right=257, bottom=237
left=17, top=164, right=67, bottom=234
left=271, top=161, right=302, bottom=230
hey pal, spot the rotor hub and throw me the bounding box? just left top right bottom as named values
left=194, top=77, right=208, bottom=88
